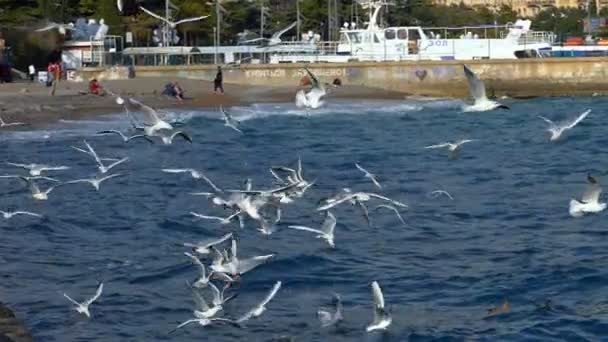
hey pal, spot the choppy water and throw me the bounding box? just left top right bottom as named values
left=2, top=96, right=608, bottom=341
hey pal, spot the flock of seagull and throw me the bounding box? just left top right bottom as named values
left=1, top=63, right=604, bottom=338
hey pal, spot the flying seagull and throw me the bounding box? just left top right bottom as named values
left=241, top=21, right=297, bottom=46
left=66, top=173, right=124, bottom=192
left=220, top=106, right=243, bottom=134
left=235, top=281, right=282, bottom=323
left=428, top=190, right=454, bottom=200
left=539, top=109, right=591, bottom=141
left=183, top=232, right=233, bottom=255
left=372, top=204, right=406, bottom=226
left=96, top=130, right=153, bottom=144
left=162, top=168, right=222, bottom=192
left=317, top=191, right=407, bottom=212
left=424, top=139, right=477, bottom=159
left=0, top=210, right=42, bottom=219
left=184, top=252, right=215, bottom=288
left=19, top=176, right=61, bottom=201
left=0, top=115, right=25, bottom=128
left=154, top=130, right=192, bottom=145
left=462, top=65, right=509, bottom=112
left=569, top=174, right=606, bottom=217
left=318, top=293, right=343, bottom=328
left=355, top=163, right=382, bottom=189
left=139, top=6, right=209, bottom=29
left=191, top=211, right=240, bottom=225
left=288, top=211, right=337, bottom=248
left=366, top=281, right=392, bottom=332
left=127, top=98, right=173, bottom=135
left=35, top=22, right=75, bottom=35
left=7, top=162, right=70, bottom=177
left=73, top=140, right=129, bottom=174
left=63, top=283, right=103, bottom=318
left=295, top=67, right=330, bottom=110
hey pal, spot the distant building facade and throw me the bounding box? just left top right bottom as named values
left=431, top=0, right=592, bottom=17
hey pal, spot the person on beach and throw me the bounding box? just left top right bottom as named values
left=88, top=78, right=105, bottom=96
left=28, top=65, right=36, bottom=82
left=174, top=82, right=184, bottom=101
left=214, top=66, right=224, bottom=94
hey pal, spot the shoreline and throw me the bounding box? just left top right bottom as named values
left=0, top=77, right=408, bottom=128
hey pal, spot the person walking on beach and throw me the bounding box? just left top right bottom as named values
left=214, top=66, right=224, bottom=94
left=28, top=64, right=36, bottom=82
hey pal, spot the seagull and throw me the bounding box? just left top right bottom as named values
left=539, top=109, right=591, bottom=141
left=154, top=130, right=192, bottom=145
left=35, top=22, right=75, bottom=35
left=183, top=232, right=233, bottom=255
left=162, top=168, right=222, bottom=192
left=117, top=0, right=123, bottom=12
left=257, top=206, right=281, bottom=235
left=63, top=283, right=103, bottom=318
left=372, top=204, right=406, bottom=226
left=7, top=162, right=70, bottom=177
left=191, top=211, right=240, bottom=225
left=66, top=173, right=124, bottom=191
left=295, top=67, right=329, bottom=110
left=184, top=252, right=215, bottom=288
left=19, top=176, right=61, bottom=201
left=288, top=211, right=337, bottom=248
left=241, top=21, right=297, bottom=46
left=210, top=239, right=274, bottom=276
left=317, top=191, right=407, bottom=212
left=235, top=281, right=282, bottom=323
left=96, top=130, right=153, bottom=144
left=127, top=98, right=173, bottom=135
left=139, top=6, right=209, bottom=29
left=355, top=163, right=382, bottom=189
left=190, top=287, right=222, bottom=319
left=366, top=281, right=392, bottom=332
left=73, top=141, right=129, bottom=174
left=0, top=210, right=42, bottom=219
left=424, top=139, right=477, bottom=159
left=428, top=190, right=454, bottom=200
left=569, top=174, right=606, bottom=217
left=220, top=106, right=243, bottom=134
left=169, top=317, right=236, bottom=334
left=461, top=65, right=509, bottom=112
left=318, top=293, right=343, bottom=328
left=0, top=115, right=25, bottom=127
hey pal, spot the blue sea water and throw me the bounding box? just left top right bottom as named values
left=1, top=96, right=608, bottom=341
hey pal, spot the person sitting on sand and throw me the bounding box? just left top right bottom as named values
left=162, top=82, right=175, bottom=97
left=88, top=79, right=105, bottom=96
left=173, top=82, right=184, bottom=101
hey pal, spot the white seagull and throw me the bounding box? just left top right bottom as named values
left=154, top=130, right=192, bottom=145
left=462, top=64, right=509, bottom=112
left=295, top=67, right=328, bottom=110
left=0, top=115, right=25, bottom=127
left=183, top=232, right=233, bottom=255
left=242, top=21, right=297, bottom=46
left=220, top=106, right=243, bottom=134
left=424, top=139, right=477, bottom=159
left=366, top=281, right=392, bottom=332
left=7, top=162, right=70, bottom=177
left=317, top=191, right=407, bottom=212
left=318, top=293, right=343, bottom=328
left=372, top=204, right=406, bottom=226
left=569, top=174, right=606, bottom=217
left=288, top=211, right=337, bottom=248
left=539, top=109, right=591, bottom=141
left=428, top=190, right=454, bottom=200
left=184, top=252, right=215, bottom=288
left=19, top=176, right=61, bottom=201
left=162, top=168, right=222, bottom=192
left=235, top=281, right=282, bottom=323
left=0, top=210, right=42, bottom=219
left=35, top=22, right=75, bottom=35
left=139, top=6, right=209, bottom=29
left=66, top=173, right=124, bottom=191
left=127, top=98, right=173, bottom=135
left=191, top=288, right=222, bottom=319
left=73, top=140, right=129, bottom=174
left=169, top=317, right=236, bottom=334
left=210, top=239, right=274, bottom=276
left=355, top=163, right=382, bottom=189
left=191, top=211, right=240, bottom=225
left=63, top=283, right=104, bottom=318
left=96, top=130, right=153, bottom=144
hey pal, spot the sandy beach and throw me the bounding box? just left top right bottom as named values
left=0, top=77, right=407, bottom=128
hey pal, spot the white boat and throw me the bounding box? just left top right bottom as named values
left=269, top=1, right=554, bottom=63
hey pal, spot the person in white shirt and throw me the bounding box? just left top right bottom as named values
left=28, top=65, right=35, bottom=82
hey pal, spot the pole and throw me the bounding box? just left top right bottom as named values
left=260, top=0, right=265, bottom=38
left=296, top=0, right=301, bottom=41
left=165, top=0, right=170, bottom=47
left=216, top=1, right=221, bottom=47
left=214, top=27, right=218, bottom=64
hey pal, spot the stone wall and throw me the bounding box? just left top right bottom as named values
left=77, top=58, right=608, bottom=98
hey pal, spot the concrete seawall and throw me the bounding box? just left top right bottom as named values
left=77, top=58, right=608, bottom=98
